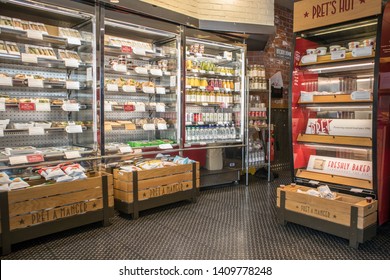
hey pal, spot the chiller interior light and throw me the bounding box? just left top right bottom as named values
left=307, top=62, right=374, bottom=72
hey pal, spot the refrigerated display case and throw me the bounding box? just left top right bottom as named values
left=0, top=0, right=98, bottom=169
left=0, top=0, right=113, bottom=256
left=183, top=30, right=246, bottom=187
left=100, top=9, right=181, bottom=159
left=289, top=1, right=390, bottom=226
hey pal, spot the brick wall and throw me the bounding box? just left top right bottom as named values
left=140, top=0, right=274, bottom=25
left=247, top=3, right=293, bottom=106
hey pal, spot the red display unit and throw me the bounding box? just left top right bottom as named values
left=289, top=0, right=390, bottom=224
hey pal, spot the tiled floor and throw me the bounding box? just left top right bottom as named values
left=1, top=171, right=390, bottom=260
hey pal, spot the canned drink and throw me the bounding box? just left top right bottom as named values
left=189, top=113, right=194, bottom=122
left=194, top=44, right=200, bottom=53
left=204, top=113, right=209, bottom=122
left=209, top=79, right=214, bottom=87
left=218, top=79, right=223, bottom=88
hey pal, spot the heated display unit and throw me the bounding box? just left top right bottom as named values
left=282, top=0, right=390, bottom=247
left=183, top=29, right=246, bottom=187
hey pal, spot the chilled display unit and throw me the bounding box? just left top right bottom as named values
left=183, top=29, right=246, bottom=187
left=0, top=0, right=97, bottom=170
left=100, top=8, right=181, bottom=159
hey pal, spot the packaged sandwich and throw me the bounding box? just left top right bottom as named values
left=0, top=16, right=14, bottom=29
left=5, top=41, right=20, bottom=55
left=12, top=18, right=23, bottom=30
left=0, top=41, right=7, bottom=54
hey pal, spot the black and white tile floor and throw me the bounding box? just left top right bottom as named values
left=1, top=171, right=390, bottom=260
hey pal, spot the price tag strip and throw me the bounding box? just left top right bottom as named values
left=64, top=151, right=81, bottom=159
left=28, top=127, right=45, bottom=136
left=119, top=146, right=133, bottom=154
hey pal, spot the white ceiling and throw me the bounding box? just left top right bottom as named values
left=275, top=0, right=294, bottom=10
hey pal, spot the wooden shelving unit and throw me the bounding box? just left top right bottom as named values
left=299, top=52, right=375, bottom=66
left=297, top=134, right=372, bottom=147
left=298, top=94, right=373, bottom=104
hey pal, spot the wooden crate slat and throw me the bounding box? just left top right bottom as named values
left=114, top=173, right=193, bottom=192
left=8, top=174, right=111, bottom=204
left=139, top=173, right=193, bottom=190
left=296, top=169, right=373, bottom=189
left=9, top=188, right=103, bottom=217
left=137, top=164, right=193, bottom=180
left=114, top=179, right=131, bottom=192
left=9, top=197, right=110, bottom=230
left=113, top=169, right=133, bottom=182
left=114, top=189, right=133, bottom=203
left=297, top=134, right=372, bottom=147
left=139, top=181, right=193, bottom=200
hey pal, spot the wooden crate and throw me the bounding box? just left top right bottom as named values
left=113, top=162, right=200, bottom=217
left=0, top=172, right=114, bottom=255
left=277, top=185, right=377, bottom=248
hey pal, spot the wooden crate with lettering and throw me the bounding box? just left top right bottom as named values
left=277, top=185, right=377, bottom=248
left=113, top=162, right=200, bottom=218
left=0, top=172, right=114, bottom=255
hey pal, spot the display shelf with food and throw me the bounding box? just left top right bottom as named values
left=101, top=15, right=180, bottom=158
left=284, top=0, right=390, bottom=245
left=182, top=32, right=246, bottom=187
left=0, top=0, right=113, bottom=256
left=0, top=1, right=96, bottom=169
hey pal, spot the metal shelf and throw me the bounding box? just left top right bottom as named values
left=0, top=26, right=92, bottom=49
left=104, top=45, right=173, bottom=61
left=0, top=52, right=91, bottom=69
left=186, top=70, right=237, bottom=79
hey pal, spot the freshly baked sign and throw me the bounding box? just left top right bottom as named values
left=307, top=155, right=372, bottom=180
left=305, top=118, right=372, bottom=137
left=294, top=0, right=382, bottom=32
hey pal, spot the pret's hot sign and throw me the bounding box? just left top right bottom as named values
left=294, top=0, right=382, bottom=32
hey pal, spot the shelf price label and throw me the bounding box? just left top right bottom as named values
left=158, top=143, right=173, bottom=149
left=0, top=76, right=13, bottom=86
left=0, top=98, right=5, bottom=111
left=104, top=103, right=112, bottom=112
left=9, top=155, right=28, bottom=165
left=122, top=85, right=136, bottom=93
left=121, top=46, right=133, bottom=53
left=64, top=151, right=81, bottom=159
left=119, top=146, right=133, bottom=154
left=66, top=81, right=80, bottom=90
left=65, top=125, right=83, bottom=133
left=19, top=102, right=36, bottom=111
left=27, top=154, right=44, bottom=163
left=157, top=123, right=167, bottom=130
left=156, top=87, right=166, bottom=94
left=35, top=102, right=51, bottom=111
left=199, top=70, right=206, bottom=74
left=28, top=127, right=45, bottom=136
left=27, top=78, right=44, bottom=88
left=62, top=103, right=80, bottom=111
left=106, top=84, right=119, bottom=92
left=26, top=30, right=43, bottom=40
left=113, top=64, right=127, bottom=72
left=135, top=103, right=146, bottom=112
left=9, top=154, right=44, bottom=165
left=142, top=87, right=155, bottom=94
left=142, top=124, right=155, bottom=131
left=156, top=104, right=165, bottom=112
left=300, top=92, right=314, bottom=102
left=331, top=50, right=346, bottom=60
left=150, top=69, right=163, bottom=76
left=132, top=48, right=146, bottom=56
left=64, top=59, right=80, bottom=68
left=134, top=67, right=148, bottom=75
left=123, top=104, right=135, bottom=111
left=67, top=37, right=81, bottom=46
left=22, top=53, right=38, bottom=64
